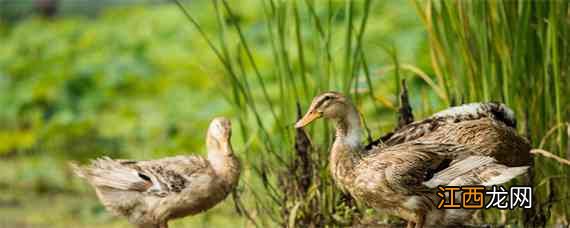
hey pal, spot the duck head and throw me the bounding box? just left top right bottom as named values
left=209, top=117, right=231, bottom=139
left=295, top=91, right=354, bottom=128
left=207, top=117, right=232, bottom=154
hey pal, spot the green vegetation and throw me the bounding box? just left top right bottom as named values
left=0, top=0, right=568, bottom=227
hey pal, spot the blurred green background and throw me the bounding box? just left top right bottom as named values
left=0, top=0, right=568, bottom=227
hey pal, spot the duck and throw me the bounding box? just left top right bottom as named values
left=295, top=92, right=530, bottom=227
left=71, top=117, right=240, bottom=228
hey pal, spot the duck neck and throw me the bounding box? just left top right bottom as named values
left=330, top=105, right=362, bottom=187
left=207, top=139, right=241, bottom=190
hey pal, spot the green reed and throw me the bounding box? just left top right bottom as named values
left=174, top=0, right=377, bottom=226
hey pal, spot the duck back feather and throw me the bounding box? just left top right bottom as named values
left=366, top=102, right=518, bottom=150
left=365, top=103, right=530, bottom=167
left=432, top=102, right=516, bottom=128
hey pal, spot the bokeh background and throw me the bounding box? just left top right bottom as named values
left=0, top=0, right=568, bottom=227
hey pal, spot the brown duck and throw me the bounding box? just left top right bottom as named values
left=295, top=92, right=530, bottom=227
left=71, top=117, right=240, bottom=228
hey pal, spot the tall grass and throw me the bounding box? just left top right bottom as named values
left=175, top=0, right=569, bottom=226
left=174, top=0, right=379, bottom=226
left=413, top=0, right=570, bottom=225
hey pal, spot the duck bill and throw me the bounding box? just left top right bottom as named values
left=295, top=111, right=321, bottom=128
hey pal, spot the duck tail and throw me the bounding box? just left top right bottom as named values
left=486, top=102, right=517, bottom=128
left=69, top=161, right=87, bottom=179
left=70, top=157, right=150, bottom=191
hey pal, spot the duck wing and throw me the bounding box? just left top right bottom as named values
left=370, top=142, right=525, bottom=195
left=422, top=155, right=528, bottom=188
left=420, top=154, right=528, bottom=226
left=125, top=156, right=211, bottom=195
left=374, top=143, right=467, bottom=195
left=365, top=102, right=516, bottom=150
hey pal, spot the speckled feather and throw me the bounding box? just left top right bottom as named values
left=71, top=118, right=240, bottom=228
left=367, top=103, right=530, bottom=166
left=368, top=102, right=518, bottom=147
left=120, top=156, right=212, bottom=195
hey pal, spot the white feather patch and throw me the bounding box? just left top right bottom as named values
left=482, top=166, right=528, bottom=186
left=339, top=114, right=362, bottom=148
left=432, top=103, right=484, bottom=118
left=342, top=127, right=362, bottom=148
left=423, top=156, right=496, bottom=188
left=402, top=196, right=423, bottom=210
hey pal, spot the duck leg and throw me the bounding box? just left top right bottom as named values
left=406, top=221, right=416, bottom=228
left=159, top=222, right=169, bottom=228
left=414, top=214, right=425, bottom=228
